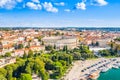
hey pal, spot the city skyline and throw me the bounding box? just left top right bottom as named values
left=0, top=0, right=120, bottom=27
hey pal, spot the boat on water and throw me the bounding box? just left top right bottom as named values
left=101, top=67, right=109, bottom=72
left=108, top=65, right=112, bottom=69
left=112, top=65, right=119, bottom=69
left=115, top=63, right=120, bottom=67
left=88, top=70, right=100, bottom=80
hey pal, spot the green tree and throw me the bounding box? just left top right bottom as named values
left=37, top=36, right=42, bottom=42
left=96, top=41, right=99, bottom=46
left=98, top=50, right=110, bottom=56
left=113, top=45, right=120, bottom=55
left=18, top=44, right=24, bottom=49
left=28, top=50, right=33, bottom=58
left=54, top=44, right=56, bottom=49
left=79, top=45, right=94, bottom=59
left=114, top=37, right=120, bottom=41
left=41, top=41, right=44, bottom=45
left=109, top=40, right=115, bottom=51
left=61, top=33, right=64, bottom=35
left=63, top=45, right=68, bottom=52
left=34, top=58, right=48, bottom=80
left=25, top=65, right=31, bottom=74
left=19, top=73, right=32, bottom=80
left=23, top=52, right=27, bottom=59
left=25, top=45, right=30, bottom=48
left=91, top=41, right=94, bottom=46
left=45, top=60, right=55, bottom=70
left=0, top=75, right=7, bottom=80
left=72, top=52, right=81, bottom=60
left=4, top=52, right=11, bottom=57
left=5, top=66, right=13, bottom=80
left=0, top=68, right=7, bottom=77
left=45, top=45, right=53, bottom=51
left=55, top=32, right=60, bottom=36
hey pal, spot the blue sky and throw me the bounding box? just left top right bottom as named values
left=0, top=0, right=120, bottom=27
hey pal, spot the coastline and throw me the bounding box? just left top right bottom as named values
left=98, top=68, right=120, bottom=80
left=63, top=57, right=120, bottom=80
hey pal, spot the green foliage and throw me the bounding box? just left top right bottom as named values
left=114, top=37, right=120, bottom=41
left=4, top=52, right=11, bottom=57
left=54, top=44, right=56, bottom=49
left=98, top=50, right=110, bottom=56
left=22, top=52, right=27, bottom=59
left=28, top=50, right=33, bottom=58
left=0, top=44, right=95, bottom=80
left=72, top=52, right=81, bottom=60
left=5, top=66, right=13, bottom=80
left=19, top=73, right=32, bottom=80
left=34, top=58, right=48, bottom=80
left=99, top=42, right=120, bottom=57
left=0, top=68, right=7, bottom=77
left=55, top=32, right=60, bottom=36
left=41, top=41, right=44, bottom=45
left=63, top=45, right=68, bottom=52
left=70, top=45, right=94, bottom=59
left=91, top=41, right=99, bottom=46
left=96, top=41, right=99, bottom=46
left=45, top=45, right=53, bottom=51
left=45, top=59, right=55, bottom=70
left=37, top=36, right=42, bottom=42
left=25, top=45, right=30, bottom=48
left=25, top=65, right=31, bottom=74
left=18, top=44, right=24, bottom=49
left=0, top=75, right=7, bottom=80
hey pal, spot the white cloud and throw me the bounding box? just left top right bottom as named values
left=54, top=2, right=65, bottom=6
left=64, top=9, right=71, bottom=12
left=76, top=2, right=86, bottom=10
left=26, top=2, right=42, bottom=10
left=96, top=0, right=108, bottom=6
left=91, top=0, right=108, bottom=6
left=42, top=2, right=58, bottom=13
left=0, top=0, right=22, bottom=9
left=32, top=0, right=40, bottom=3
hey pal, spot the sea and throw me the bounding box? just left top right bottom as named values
left=98, top=68, right=120, bottom=80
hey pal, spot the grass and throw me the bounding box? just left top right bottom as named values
left=104, top=56, right=116, bottom=58
left=87, top=57, right=98, bottom=60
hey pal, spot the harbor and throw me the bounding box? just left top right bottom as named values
left=80, top=58, right=120, bottom=80
left=63, top=58, right=120, bottom=80
left=98, top=68, right=120, bottom=80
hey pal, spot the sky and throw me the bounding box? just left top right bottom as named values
left=0, top=0, right=120, bottom=27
